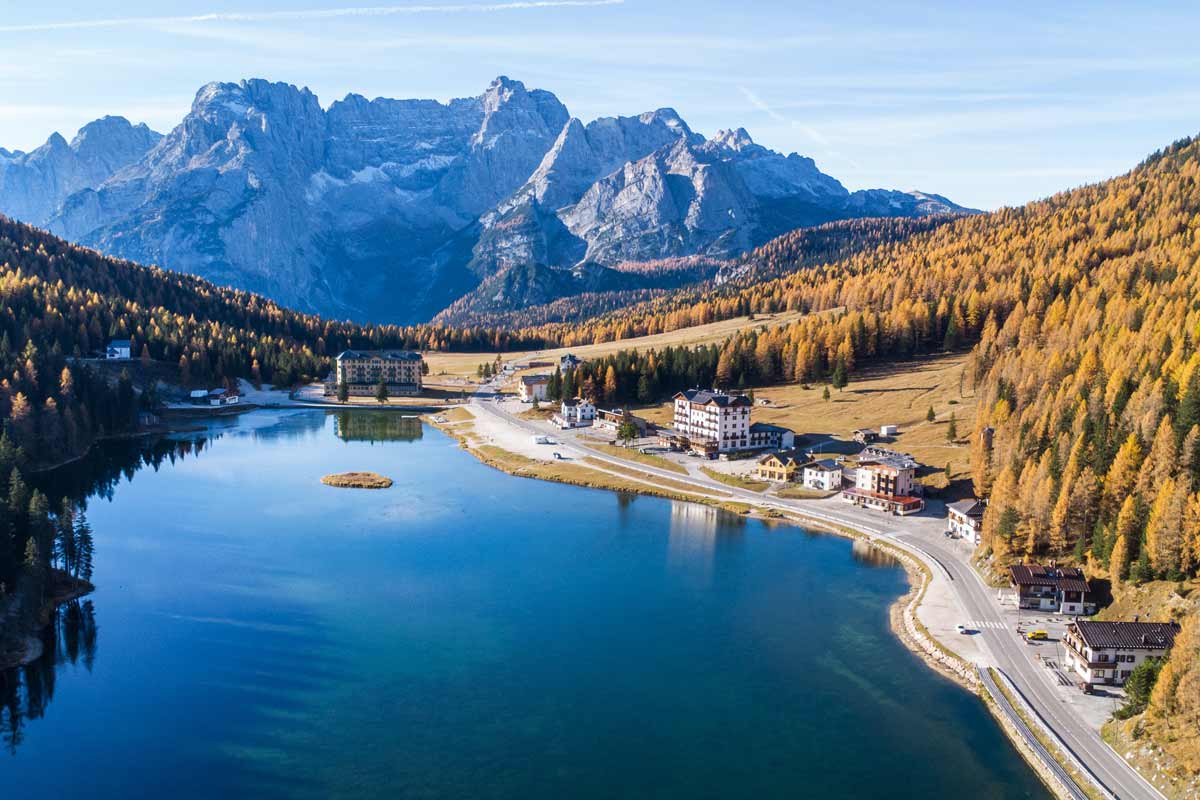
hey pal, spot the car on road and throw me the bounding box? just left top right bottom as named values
left=1026, top=630, right=1048, bottom=641
left=552, top=452, right=564, bottom=460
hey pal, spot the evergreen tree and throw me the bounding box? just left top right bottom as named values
left=374, top=380, right=389, bottom=404
left=946, top=412, right=958, bottom=441
left=337, top=381, right=349, bottom=404
left=927, top=406, right=936, bottom=422
left=74, top=512, right=94, bottom=581
left=831, top=360, right=848, bottom=391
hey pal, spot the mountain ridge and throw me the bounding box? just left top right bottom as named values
left=0, top=76, right=973, bottom=324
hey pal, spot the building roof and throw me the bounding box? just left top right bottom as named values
left=560, top=354, right=582, bottom=364
left=1009, top=564, right=1091, bottom=593
left=948, top=499, right=986, bottom=518
left=674, top=388, right=752, bottom=407
left=804, top=458, right=841, bottom=472
left=758, top=448, right=804, bottom=467
left=336, top=349, right=422, bottom=361
left=749, top=422, right=793, bottom=434
left=108, top=339, right=132, bottom=348
left=1072, top=620, right=1181, bottom=650
left=521, top=374, right=551, bottom=385
left=860, top=446, right=918, bottom=469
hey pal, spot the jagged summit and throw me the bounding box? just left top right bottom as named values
left=0, top=76, right=971, bottom=325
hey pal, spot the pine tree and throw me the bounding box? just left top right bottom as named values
left=1103, top=434, right=1144, bottom=519
left=604, top=366, right=618, bottom=403
left=1145, top=476, right=1186, bottom=577
left=75, top=512, right=94, bottom=581
left=831, top=360, right=848, bottom=391
left=374, top=380, right=388, bottom=404
left=1109, top=496, right=1141, bottom=584
left=822, top=386, right=830, bottom=402
left=1138, top=416, right=1178, bottom=497
left=946, top=412, right=958, bottom=441
left=337, top=381, right=349, bottom=404
left=926, top=406, right=936, bottom=422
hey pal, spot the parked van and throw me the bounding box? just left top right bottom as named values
left=1026, top=630, right=1048, bottom=641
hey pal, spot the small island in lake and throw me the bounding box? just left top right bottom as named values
left=321, top=471, right=394, bottom=489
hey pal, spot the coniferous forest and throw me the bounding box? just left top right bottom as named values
left=4, top=134, right=1200, bottom=772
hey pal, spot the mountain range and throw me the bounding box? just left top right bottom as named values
left=0, top=76, right=971, bottom=324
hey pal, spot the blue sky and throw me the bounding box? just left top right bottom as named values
left=1, top=1, right=1197, bottom=209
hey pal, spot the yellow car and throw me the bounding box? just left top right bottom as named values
left=1026, top=630, right=1049, bottom=641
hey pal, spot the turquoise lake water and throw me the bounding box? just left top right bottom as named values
left=4, top=409, right=1049, bottom=798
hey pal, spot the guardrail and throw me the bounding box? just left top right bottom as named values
left=979, top=666, right=1113, bottom=800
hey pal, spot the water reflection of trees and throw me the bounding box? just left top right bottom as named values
left=2, top=599, right=97, bottom=754
left=850, top=538, right=902, bottom=569
left=4, top=433, right=206, bottom=753
left=332, top=411, right=423, bottom=444
left=35, top=435, right=215, bottom=509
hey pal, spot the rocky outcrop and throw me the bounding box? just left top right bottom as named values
left=0, top=117, right=160, bottom=227
left=1, top=76, right=972, bottom=324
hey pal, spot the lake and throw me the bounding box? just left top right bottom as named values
left=4, top=409, right=1049, bottom=798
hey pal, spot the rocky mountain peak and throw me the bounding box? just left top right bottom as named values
left=712, top=127, right=755, bottom=151
left=2, top=75, right=971, bottom=325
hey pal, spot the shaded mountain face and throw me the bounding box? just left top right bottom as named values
left=0, top=116, right=161, bottom=227
left=0, top=76, right=971, bottom=324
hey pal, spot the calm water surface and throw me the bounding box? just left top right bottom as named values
left=5, top=409, right=1049, bottom=798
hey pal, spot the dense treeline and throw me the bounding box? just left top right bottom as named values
left=543, top=345, right=722, bottom=407
left=0, top=215, right=549, bottom=470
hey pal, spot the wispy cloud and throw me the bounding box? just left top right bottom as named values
left=739, top=87, right=829, bottom=146
left=0, top=0, right=624, bottom=34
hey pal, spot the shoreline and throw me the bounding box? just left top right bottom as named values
left=1, top=571, right=94, bottom=671
left=426, top=408, right=1082, bottom=800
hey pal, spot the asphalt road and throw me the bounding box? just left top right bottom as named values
left=471, top=388, right=1162, bottom=800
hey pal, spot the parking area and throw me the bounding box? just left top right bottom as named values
left=991, top=599, right=1128, bottom=726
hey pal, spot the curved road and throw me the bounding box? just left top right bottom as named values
left=470, top=386, right=1163, bottom=800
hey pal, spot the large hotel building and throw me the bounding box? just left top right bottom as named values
left=329, top=350, right=424, bottom=396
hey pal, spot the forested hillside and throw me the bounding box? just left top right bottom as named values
left=437, top=216, right=953, bottom=330
left=541, top=135, right=1200, bottom=773
left=0, top=214, right=547, bottom=463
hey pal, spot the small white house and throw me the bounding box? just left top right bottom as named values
left=947, top=499, right=986, bottom=544
left=106, top=339, right=132, bottom=360
left=802, top=459, right=843, bottom=492
left=519, top=374, right=550, bottom=403
left=880, top=424, right=899, bottom=437
left=554, top=397, right=596, bottom=428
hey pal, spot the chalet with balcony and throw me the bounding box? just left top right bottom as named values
left=1009, top=564, right=1095, bottom=615
left=802, top=459, right=844, bottom=492
left=1063, top=620, right=1180, bottom=686
left=947, top=499, right=986, bottom=544
left=754, top=450, right=804, bottom=482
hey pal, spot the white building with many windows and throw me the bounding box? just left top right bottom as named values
left=1064, top=621, right=1180, bottom=686
left=329, top=350, right=423, bottom=396
left=553, top=397, right=596, bottom=428
left=672, top=389, right=752, bottom=453
left=519, top=374, right=550, bottom=402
